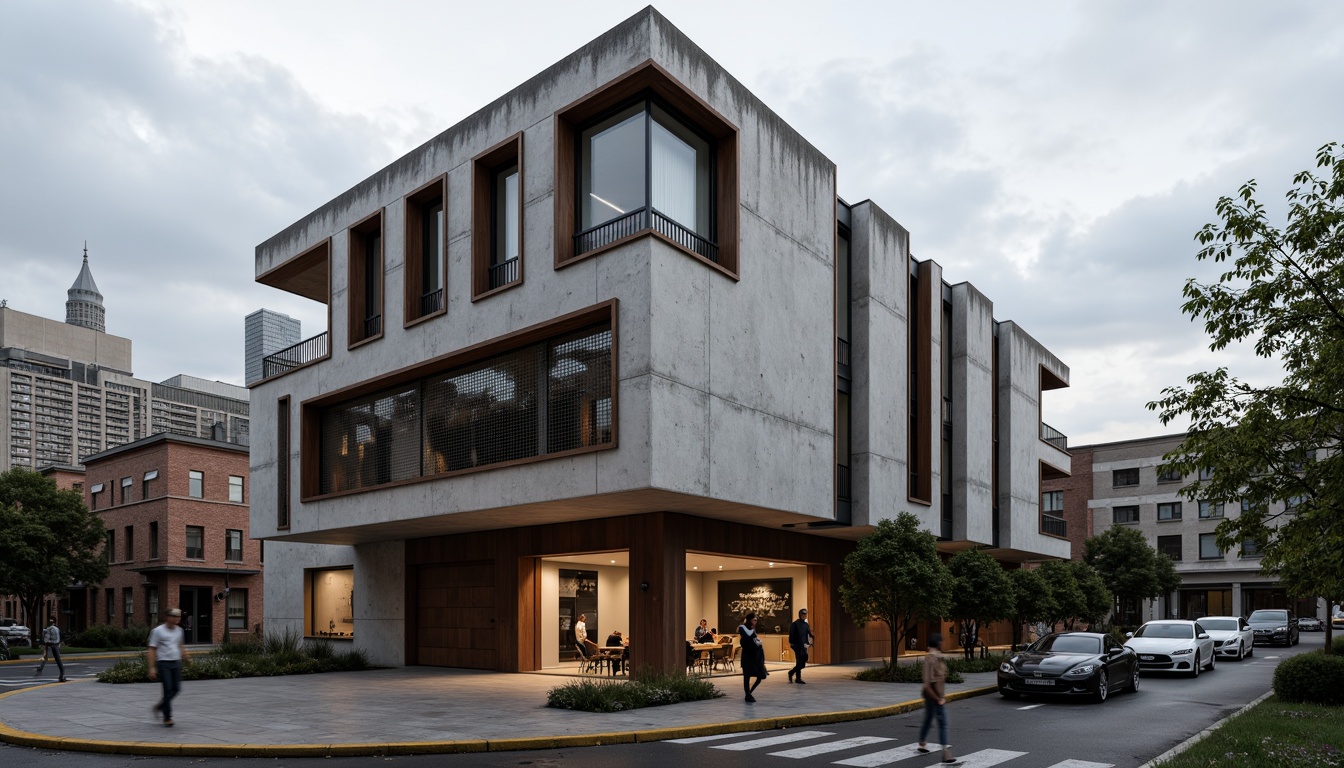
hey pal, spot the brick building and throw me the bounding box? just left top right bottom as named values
left=73, top=433, right=262, bottom=643
left=1042, top=445, right=1092, bottom=559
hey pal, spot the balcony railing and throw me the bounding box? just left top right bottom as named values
left=1041, top=422, right=1068, bottom=451
left=1042, top=513, right=1068, bottom=538
left=836, top=463, right=851, bottom=502
left=420, top=288, right=444, bottom=316
left=363, top=313, right=382, bottom=339
left=836, top=337, right=851, bottom=379
left=261, top=331, right=329, bottom=380
left=489, top=257, right=519, bottom=290
left=573, top=207, right=719, bottom=264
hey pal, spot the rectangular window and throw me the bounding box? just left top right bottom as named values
left=1113, top=505, right=1140, bottom=524
left=149, top=521, right=159, bottom=559
left=124, top=525, right=134, bottom=561
left=228, top=475, right=244, bottom=504
left=1199, top=532, right=1223, bottom=560
left=554, top=62, right=739, bottom=276
left=1157, top=501, right=1182, bottom=521
left=1113, top=468, right=1140, bottom=487
left=1199, top=466, right=1215, bottom=481
left=472, top=134, right=522, bottom=298
left=189, top=470, right=203, bottom=498
left=185, top=525, right=204, bottom=559
left=405, top=178, right=446, bottom=323
left=227, top=589, right=247, bottom=631
left=1199, top=500, right=1224, bottom=519
left=143, top=469, right=157, bottom=499
left=90, top=483, right=103, bottom=509
left=146, top=586, right=159, bottom=627
left=277, top=397, right=290, bottom=529
left=1042, top=490, right=1064, bottom=513
left=316, top=315, right=614, bottom=495
left=306, top=567, right=354, bottom=637
left=348, top=212, right=384, bottom=345
left=123, top=587, right=133, bottom=627
left=119, top=476, right=132, bottom=504
left=1158, top=535, right=1182, bottom=561
left=1157, top=464, right=1183, bottom=483
left=225, top=529, right=243, bottom=561
left=105, top=529, right=115, bottom=563
left=1241, top=538, right=1262, bottom=558
left=105, top=590, right=113, bottom=624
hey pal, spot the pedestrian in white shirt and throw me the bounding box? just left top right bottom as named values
left=147, top=608, right=186, bottom=727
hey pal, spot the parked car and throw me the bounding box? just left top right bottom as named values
left=1247, top=609, right=1299, bottom=646
left=0, top=618, right=30, bottom=646
left=997, top=631, right=1140, bottom=703
left=1198, top=616, right=1255, bottom=660
left=1332, top=611, right=1344, bottom=630
left=0, top=634, right=11, bottom=661
left=1124, top=620, right=1216, bottom=677
left=1298, top=616, right=1323, bottom=632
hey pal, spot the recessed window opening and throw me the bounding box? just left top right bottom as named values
left=491, top=163, right=520, bottom=289
left=362, top=228, right=383, bottom=338
left=422, top=200, right=444, bottom=314
left=576, top=97, right=716, bottom=262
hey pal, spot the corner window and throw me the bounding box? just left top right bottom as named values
left=185, top=525, right=204, bottom=559
left=225, top=529, right=243, bottom=562
left=227, top=589, right=248, bottom=631
left=1199, top=533, right=1223, bottom=560
left=471, top=134, right=523, bottom=298
left=1157, top=502, right=1182, bottom=521
left=228, top=475, right=244, bottom=504
left=555, top=62, right=739, bottom=276
left=307, top=567, right=354, bottom=638
left=404, top=177, right=446, bottom=323
left=1199, top=500, right=1224, bottom=519
left=1112, top=468, right=1140, bottom=487
left=188, top=470, right=203, bottom=499
left=1113, top=505, right=1140, bottom=524
left=348, top=212, right=384, bottom=345
left=1158, top=534, right=1182, bottom=561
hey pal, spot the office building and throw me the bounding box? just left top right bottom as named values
left=244, top=309, right=302, bottom=386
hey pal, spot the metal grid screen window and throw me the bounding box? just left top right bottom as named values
left=319, top=323, right=613, bottom=494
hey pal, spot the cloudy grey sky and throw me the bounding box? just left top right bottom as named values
left=2, top=1, right=1340, bottom=446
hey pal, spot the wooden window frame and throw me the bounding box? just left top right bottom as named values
left=471, top=134, right=524, bottom=301
left=554, top=61, right=739, bottom=279
left=404, top=175, right=448, bottom=327
left=277, top=396, right=291, bottom=530
left=348, top=211, right=385, bottom=348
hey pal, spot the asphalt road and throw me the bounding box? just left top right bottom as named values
left=0, top=655, right=127, bottom=691
left=0, top=633, right=1327, bottom=768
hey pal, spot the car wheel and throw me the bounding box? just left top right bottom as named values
left=1094, top=670, right=1109, bottom=703
left=1128, top=665, right=1140, bottom=693
left=1191, top=654, right=1201, bottom=677
left=1238, top=643, right=1246, bottom=661
left=1207, top=650, right=1215, bottom=671
left=999, top=687, right=1020, bottom=700
left=1246, top=643, right=1253, bottom=657
left=1292, top=632, right=1299, bottom=646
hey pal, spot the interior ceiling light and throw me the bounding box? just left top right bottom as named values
left=610, top=560, right=616, bottom=564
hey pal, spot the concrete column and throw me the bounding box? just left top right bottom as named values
left=1232, top=582, right=1243, bottom=616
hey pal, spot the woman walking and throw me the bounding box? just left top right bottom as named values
left=918, top=632, right=957, bottom=764
left=738, top=612, right=768, bottom=703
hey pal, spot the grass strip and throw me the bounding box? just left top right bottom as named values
left=1154, top=695, right=1343, bottom=768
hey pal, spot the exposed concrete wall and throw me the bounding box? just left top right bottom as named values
left=950, top=283, right=995, bottom=545
left=262, top=541, right=356, bottom=648
left=0, top=306, right=133, bottom=373
left=353, top=539, right=406, bottom=667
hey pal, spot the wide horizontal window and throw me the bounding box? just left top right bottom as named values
left=318, top=322, right=613, bottom=495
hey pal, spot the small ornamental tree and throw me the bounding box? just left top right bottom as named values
left=1084, top=526, right=1179, bottom=624
left=1071, top=560, right=1115, bottom=629
left=839, top=513, right=952, bottom=661
left=947, top=547, right=1014, bottom=659
left=1038, top=560, right=1085, bottom=632
left=1006, top=567, right=1056, bottom=648
left=0, top=468, right=109, bottom=643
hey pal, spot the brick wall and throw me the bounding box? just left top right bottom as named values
left=1042, top=445, right=1093, bottom=560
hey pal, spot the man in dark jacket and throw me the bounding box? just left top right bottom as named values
left=788, top=608, right=814, bottom=684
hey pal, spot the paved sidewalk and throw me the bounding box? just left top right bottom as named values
left=0, top=661, right=997, bottom=756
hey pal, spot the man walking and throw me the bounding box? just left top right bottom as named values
left=34, top=617, right=66, bottom=682
left=918, top=632, right=957, bottom=764
left=787, top=608, right=814, bottom=684
left=147, top=608, right=185, bottom=727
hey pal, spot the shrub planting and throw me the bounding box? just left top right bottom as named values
left=97, top=629, right=373, bottom=684
left=1272, top=651, right=1344, bottom=705
left=854, top=660, right=965, bottom=684
left=545, top=669, right=721, bottom=712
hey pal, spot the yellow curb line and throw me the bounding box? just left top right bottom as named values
left=0, top=682, right=1000, bottom=757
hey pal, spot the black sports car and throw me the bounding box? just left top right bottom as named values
left=997, top=632, right=1140, bottom=703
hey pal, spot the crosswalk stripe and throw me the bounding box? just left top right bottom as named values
left=711, top=730, right=835, bottom=751
left=769, top=736, right=894, bottom=758
left=953, top=748, right=1029, bottom=768
left=832, top=742, right=945, bottom=766
left=667, top=731, right=764, bottom=744
left=1042, top=760, right=1114, bottom=768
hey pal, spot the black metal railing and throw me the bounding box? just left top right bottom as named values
left=1041, top=422, right=1068, bottom=451
left=941, top=492, right=953, bottom=540
left=1042, top=513, right=1068, bottom=538
left=836, top=463, right=851, bottom=502
left=420, top=288, right=444, bottom=316
left=573, top=207, right=719, bottom=264
left=489, top=257, right=519, bottom=289
left=363, top=313, right=382, bottom=339
left=261, top=331, right=329, bottom=379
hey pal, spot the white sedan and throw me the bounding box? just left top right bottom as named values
left=1198, top=616, right=1254, bottom=660
left=1124, top=620, right=1217, bottom=677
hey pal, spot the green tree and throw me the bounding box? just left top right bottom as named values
left=947, top=547, right=1014, bottom=659
left=1084, top=527, right=1178, bottom=625
left=1006, top=567, right=1056, bottom=649
left=0, top=468, right=109, bottom=643
left=1038, top=560, right=1085, bottom=631
left=1149, top=143, right=1344, bottom=647
left=1072, top=560, right=1118, bottom=628
left=839, top=513, right=952, bottom=661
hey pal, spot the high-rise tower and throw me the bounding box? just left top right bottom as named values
left=244, top=309, right=301, bottom=385
left=65, top=243, right=105, bottom=332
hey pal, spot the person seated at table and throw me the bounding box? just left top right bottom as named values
left=694, top=618, right=713, bottom=643
left=606, top=630, right=630, bottom=674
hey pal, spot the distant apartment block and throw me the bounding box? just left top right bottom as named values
left=244, top=309, right=301, bottom=385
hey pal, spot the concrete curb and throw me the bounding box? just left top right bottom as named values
left=0, top=681, right=1000, bottom=757
left=1135, top=689, right=1274, bottom=768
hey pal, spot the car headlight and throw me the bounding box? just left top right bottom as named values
left=1275, top=626, right=1287, bottom=632
left=1172, top=648, right=1193, bottom=655
left=1065, top=664, right=1097, bottom=676
left=1000, top=662, right=1015, bottom=674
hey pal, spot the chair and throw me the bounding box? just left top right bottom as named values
left=582, top=640, right=611, bottom=675
left=710, top=642, right=730, bottom=672
left=576, top=641, right=601, bottom=674
left=725, top=644, right=741, bottom=673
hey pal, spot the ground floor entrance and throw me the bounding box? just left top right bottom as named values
left=178, top=586, right=213, bottom=644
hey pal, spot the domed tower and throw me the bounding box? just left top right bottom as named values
left=65, top=243, right=106, bottom=332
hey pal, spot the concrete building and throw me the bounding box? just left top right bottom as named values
left=72, top=433, right=262, bottom=642
left=249, top=7, right=1071, bottom=672
left=1046, top=433, right=1322, bottom=624
left=1, top=254, right=250, bottom=470
left=244, top=309, right=301, bottom=386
